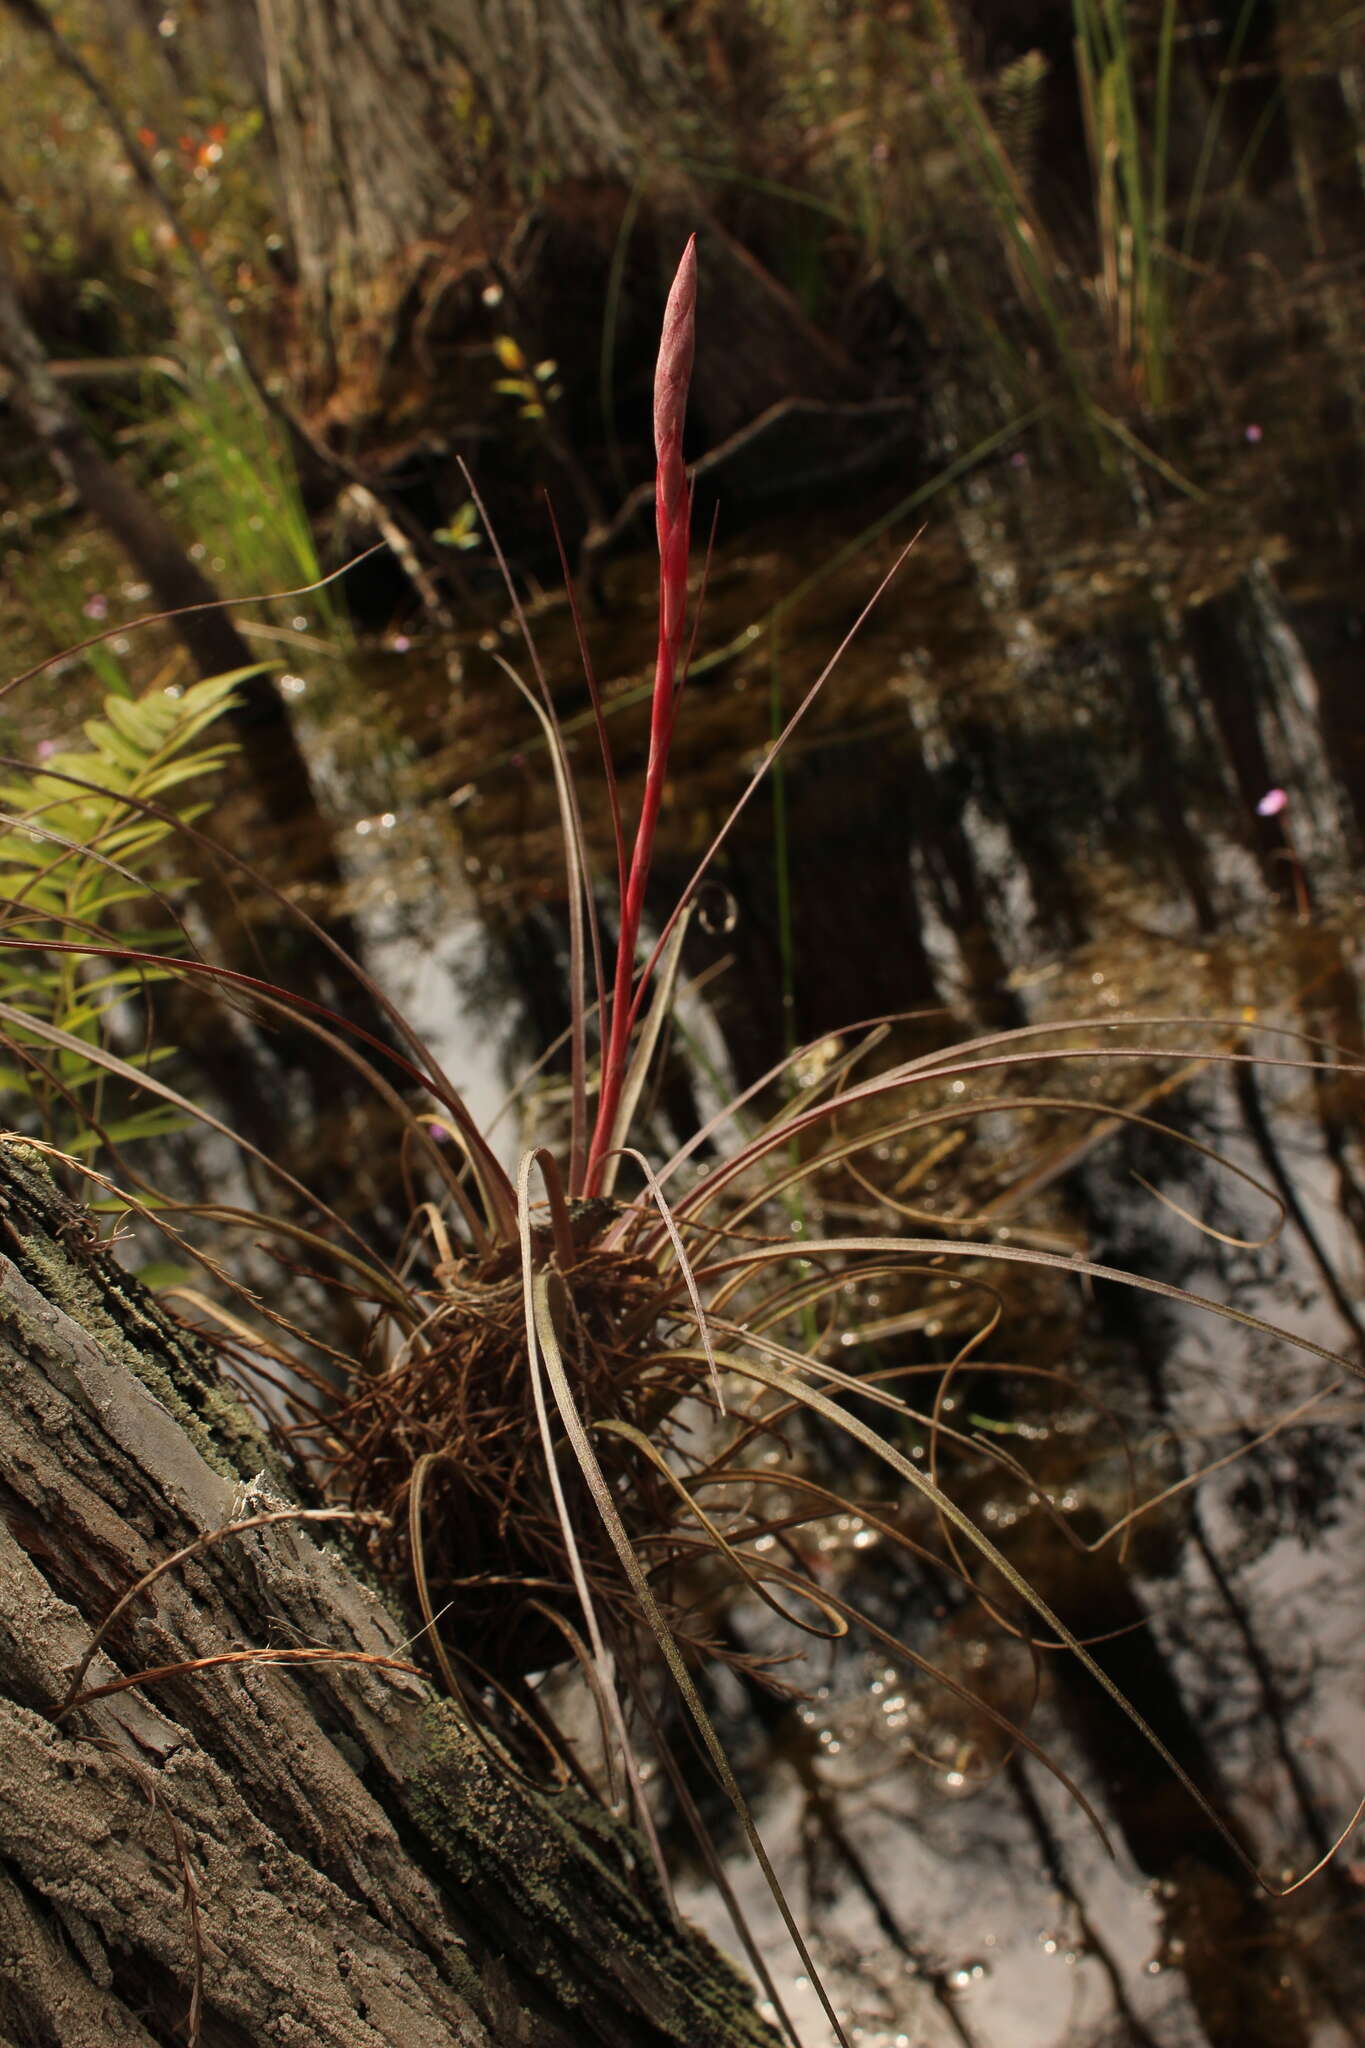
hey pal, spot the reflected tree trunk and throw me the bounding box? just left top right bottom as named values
left=1046, top=1531, right=1316, bottom=2048
left=1005, top=1754, right=1162, bottom=2048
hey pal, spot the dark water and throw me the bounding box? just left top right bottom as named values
left=3, top=8, right=1362, bottom=2037
left=236, top=421, right=1365, bottom=2048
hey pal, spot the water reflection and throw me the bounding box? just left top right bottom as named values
left=226, top=446, right=1365, bottom=2046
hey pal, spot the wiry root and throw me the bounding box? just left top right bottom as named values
left=325, top=1232, right=698, bottom=1679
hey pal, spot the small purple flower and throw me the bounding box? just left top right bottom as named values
left=82, top=593, right=109, bottom=621
left=389, top=634, right=411, bottom=653
left=1009, top=450, right=1028, bottom=470
left=1257, top=787, right=1288, bottom=817
left=1244, top=424, right=1263, bottom=445
left=35, top=738, right=58, bottom=759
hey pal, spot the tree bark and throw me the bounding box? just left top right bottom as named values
left=252, top=0, right=695, bottom=341
left=0, top=1138, right=777, bottom=2048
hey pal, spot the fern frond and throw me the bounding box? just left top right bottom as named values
left=0, top=670, right=245, bottom=1155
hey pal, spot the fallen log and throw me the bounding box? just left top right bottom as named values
left=0, top=1139, right=776, bottom=2048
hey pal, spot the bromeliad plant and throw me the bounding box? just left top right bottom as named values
left=255, top=240, right=1365, bottom=2043
left=6, top=239, right=1364, bottom=2048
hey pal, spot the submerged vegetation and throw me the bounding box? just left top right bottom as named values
left=2, top=3, right=1364, bottom=2044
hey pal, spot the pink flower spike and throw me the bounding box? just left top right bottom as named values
left=1257, top=787, right=1288, bottom=817
left=584, top=234, right=698, bottom=1196
left=653, top=235, right=697, bottom=475
left=653, top=235, right=697, bottom=650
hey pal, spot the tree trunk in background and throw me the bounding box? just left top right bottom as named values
left=253, top=0, right=465, bottom=355
left=446, top=0, right=690, bottom=181
left=0, top=1140, right=777, bottom=2048
left=253, top=0, right=693, bottom=345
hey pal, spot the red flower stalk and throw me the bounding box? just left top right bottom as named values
left=585, top=236, right=697, bottom=1194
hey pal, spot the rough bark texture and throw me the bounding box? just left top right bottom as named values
left=0, top=1141, right=777, bottom=2048
left=254, top=0, right=466, bottom=342
left=254, top=0, right=694, bottom=334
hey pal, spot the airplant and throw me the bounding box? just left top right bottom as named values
left=4, top=237, right=1364, bottom=2048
